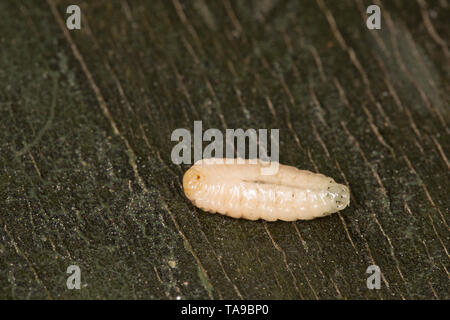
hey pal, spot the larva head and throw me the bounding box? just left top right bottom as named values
left=182, top=166, right=205, bottom=201
left=325, top=183, right=350, bottom=214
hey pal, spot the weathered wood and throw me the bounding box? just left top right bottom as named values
left=0, top=0, right=448, bottom=299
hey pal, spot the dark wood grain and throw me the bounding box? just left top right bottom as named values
left=0, top=0, right=448, bottom=299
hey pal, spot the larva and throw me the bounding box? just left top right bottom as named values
left=183, top=158, right=350, bottom=221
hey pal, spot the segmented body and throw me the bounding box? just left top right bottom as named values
left=183, top=158, right=350, bottom=221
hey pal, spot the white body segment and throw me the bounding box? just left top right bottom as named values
left=183, top=158, right=350, bottom=221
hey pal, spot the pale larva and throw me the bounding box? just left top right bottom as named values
left=183, top=158, right=350, bottom=221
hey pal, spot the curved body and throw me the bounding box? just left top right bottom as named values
left=183, top=158, right=350, bottom=221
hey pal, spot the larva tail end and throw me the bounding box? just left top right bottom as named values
left=327, top=184, right=350, bottom=213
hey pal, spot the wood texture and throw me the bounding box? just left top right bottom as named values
left=0, top=0, right=448, bottom=299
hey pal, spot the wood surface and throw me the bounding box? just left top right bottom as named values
left=0, top=0, right=448, bottom=299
